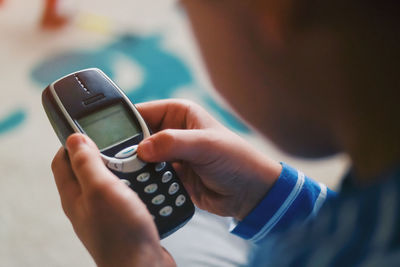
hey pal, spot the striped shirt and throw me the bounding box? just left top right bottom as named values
left=231, top=162, right=400, bottom=266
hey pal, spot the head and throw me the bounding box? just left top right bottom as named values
left=181, top=0, right=400, bottom=159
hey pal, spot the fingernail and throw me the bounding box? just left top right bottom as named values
left=139, top=139, right=154, bottom=159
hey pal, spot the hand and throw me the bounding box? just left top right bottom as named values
left=137, top=99, right=282, bottom=220
left=51, top=134, right=176, bottom=267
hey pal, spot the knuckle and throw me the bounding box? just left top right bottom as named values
left=51, top=149, right=65, bottom=173
left=84, top=184, right=120, bottom=216
left=85, top=189, right=106, bottom=208
left=51, top=157, right=58, bottom=173
left=182, top=99, right=195, bottom=109
left=60, top=200, right=74, bottom=220
left=172, top=98, right=193, bottom=107
left=171, top=99, right=198, bottom=115
left=157, top=130, right=176, bottom=149
left=175, top=99, right=197, bottom=113
left=71, top=150, right=91, bottom=171
left=87, top=180, right=106, bottom=196
left=178, top=98, right=201, bottom=110
left=85, top=180, right=111, bottom=202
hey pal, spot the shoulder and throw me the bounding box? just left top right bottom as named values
left=251, top=175, right=400, bottom=266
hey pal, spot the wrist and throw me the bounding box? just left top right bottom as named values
left=234, top=159, right=282, bottom=221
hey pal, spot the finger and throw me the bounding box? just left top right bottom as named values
left=51, top=147, right=81, bottom=216
left=137, top=129, right=215, bottom=164
left=161, top=247, right=177, bottom=267
left=135, top=99, right=193, bottom=131
left=66, top=134, right=118, bottom=192
left=172, top=162, right=196, bottom=199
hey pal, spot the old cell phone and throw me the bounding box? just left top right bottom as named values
left=42, top=68, right=195, bottom=239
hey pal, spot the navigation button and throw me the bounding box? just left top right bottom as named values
left=115, top=145, right=138, bottom=159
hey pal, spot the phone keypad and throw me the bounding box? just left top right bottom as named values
left=114, top=161, right=192, bottom=224
left=115, top=145, right=138, bottom=159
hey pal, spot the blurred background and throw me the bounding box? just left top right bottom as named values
left=0, top=0, right=348, bottom=266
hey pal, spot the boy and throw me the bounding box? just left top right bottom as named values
left=51, top=0, right=400, bottom=266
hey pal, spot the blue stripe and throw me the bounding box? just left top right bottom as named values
left=251, top=171, right=306, bottom=242
left=270, top=176, right=323, bottom=234
left=310, top=183, right=328, bottom=218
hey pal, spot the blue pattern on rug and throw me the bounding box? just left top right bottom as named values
left=0, top=33, right=248, bottom=138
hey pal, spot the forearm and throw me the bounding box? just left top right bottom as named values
left=90, top=242, right=176, bottom=267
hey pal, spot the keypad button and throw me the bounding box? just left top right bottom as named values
left=137, top=172, right=150, bottom=183
left=144, top=183, right=158, bottom=194
left=159, top=206, right=173, bottom=217
left=168, top=182, right=180, bottom=195
left=175, top=194, right=186, bottom=207
left=155, top=162, right=166, bottom=172
left=162, top=171, right=173, bottom=183
left=152, top=194, right=166, bottom=205
left=121, top=179, right=131, bottom=186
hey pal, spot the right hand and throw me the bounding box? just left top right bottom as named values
left=137, top=99, right=282, bottom=220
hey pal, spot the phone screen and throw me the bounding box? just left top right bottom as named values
left=77, top=103, right=141, bottom=150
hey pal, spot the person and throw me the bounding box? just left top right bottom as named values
left=51, top=0, right=400, bottom=266
left=41, top=0, right=71, bottom=29
left=0, top=0, right=70, bottom=28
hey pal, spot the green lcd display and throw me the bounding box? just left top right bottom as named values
left=77, top=103, right=141, bottom=150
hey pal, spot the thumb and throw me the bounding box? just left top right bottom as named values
left=137, top=129, right=212, bottom=164
left=66, top=133, right=116, bottom=191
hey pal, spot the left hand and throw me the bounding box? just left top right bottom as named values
left=51, top=133, right=175, bottom=267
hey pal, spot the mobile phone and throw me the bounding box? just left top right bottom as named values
left=42, top=68, right=195, bottom=239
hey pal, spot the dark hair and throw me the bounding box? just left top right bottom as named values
left=284, top=1, right=398, bottom=34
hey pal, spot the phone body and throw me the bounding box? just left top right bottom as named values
left=42, top=68, right=195, bottom=239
